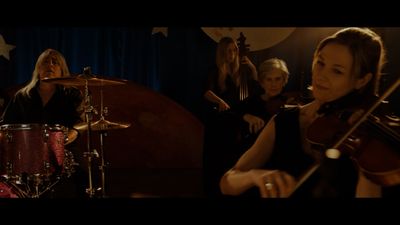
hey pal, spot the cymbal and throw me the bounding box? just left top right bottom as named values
left=74, top=118, right=131, bottom=131
left=42, top=74, right=127, bottom=86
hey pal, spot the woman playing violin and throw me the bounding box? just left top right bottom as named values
left=220, top=27, right=386, bottom=198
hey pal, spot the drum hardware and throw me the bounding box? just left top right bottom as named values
left=97, top=86, right=108, bottom=198
left=96, top=88, right=131, bottom=197
left=98, top=130, right=107, bottom=197
left=42, top=71, right=127, bottom=87
left=10, top=174, right=63, bottom=198
left=74, top=119, right=131, bottom=131
left=43, top=67, right=128, bottom=198
left=6, top=162, right=13, bottom=176
left=73, top=66, right=127, bottom=198
left=80, top=67, right=98, bottom=198
left=5, top=132, right=12, bottom=142
left=66, top=70, right=130, bottom=198
left=31, top=174, right=43, bottom=198
left=62, top=150, right=78, bottom=177
left=0, top=181, right=24, bottom=198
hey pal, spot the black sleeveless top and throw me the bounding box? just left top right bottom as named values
left=273, top=107, right=358, bottom=197
left=242, top=107, right=358, bottom=197
left=266, top=107, right=314, bottom=178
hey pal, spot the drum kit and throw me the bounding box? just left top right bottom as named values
left=0, top=67, right=131, bottom=198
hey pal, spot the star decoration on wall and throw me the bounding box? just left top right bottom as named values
left=151, top=27, right=168, bottom=37
left=0, top=34, right=16, bottom=60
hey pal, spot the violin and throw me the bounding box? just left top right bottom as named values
left=265, top=92, right=302, bottom=115
left=294, top=78, right=400, bottom=193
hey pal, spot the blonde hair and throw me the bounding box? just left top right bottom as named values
left=216, top=37, right=240, bottom=90
left=18, top=49, right=70, bottom=97
left=258, top=58, right=289, bottom=85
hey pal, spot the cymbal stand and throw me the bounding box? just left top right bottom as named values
left=98, top=86, right=108, bottom=198
left=82, top=67, right=98, bottom=198
left=98, top=131, right=108, bottom=197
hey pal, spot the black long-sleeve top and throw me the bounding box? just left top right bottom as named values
left=1, top=84, right=83, bottom=128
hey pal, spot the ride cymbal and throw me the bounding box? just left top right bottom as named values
left=42, top=74, right=127, bottom=86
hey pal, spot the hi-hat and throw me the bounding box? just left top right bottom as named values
left=74, top=118, right=131, bottom=131
left=42, top=74, right=127, bottom=86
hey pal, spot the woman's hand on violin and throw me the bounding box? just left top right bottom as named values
left=250, top=169, right=296, bottom=198
left=243, top=114, right=265, bottom=134
left=218, top=100, right=231, bottom=112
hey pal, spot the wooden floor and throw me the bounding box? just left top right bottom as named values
left=100, top=168, right=205, bottom=198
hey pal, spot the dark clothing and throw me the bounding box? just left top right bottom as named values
left=203, top=110, right=243, bottom=197
left=202, top=64, right=262, bottom=197
left=235, top=94, right=288, bottom=151
left=267, top=107, right=314, bottom=177
left=1, top=84, right=82, bottom=128
left=0, top=89, right=10, bottom=118
left=273, top=107, right=358, bottom=197
left=203, top=64, right=262, bottom=113
left=0, top=83, right=87, bottom=198
left=237, top=94, right=287, bottom=121
left=243, top=107, right=358, bottom=197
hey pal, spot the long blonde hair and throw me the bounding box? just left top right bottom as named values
left=18, top=49, right=71, bottom=97
left=216, top=37, right=240, bottom=91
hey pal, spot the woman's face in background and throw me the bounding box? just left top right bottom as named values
left=225, top=43, right=238, bottom=63
left=260, top=68, right=286, bottom=98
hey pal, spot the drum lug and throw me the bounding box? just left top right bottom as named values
left=6, top=132, right=12, bottom=143
left=43, top=128, right=49, bottom=142
left=6, top=162, right=13, bottom=176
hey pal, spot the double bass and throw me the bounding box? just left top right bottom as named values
left=237, top=32, right=255, bottom=101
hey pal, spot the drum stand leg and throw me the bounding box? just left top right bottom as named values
left=99, top=131, right=107, bottom=198
left=97, top=85, right=109, bottom=198
left=85, top=152, right=95, bottom=198
left=84, top=104, right=97, bottom=198
left=82, top=72, right=98, bottom=198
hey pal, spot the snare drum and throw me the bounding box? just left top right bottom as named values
left=0, top=124, right=67, bottom=177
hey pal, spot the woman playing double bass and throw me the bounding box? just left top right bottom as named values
left=202, top=36, right=262, bottom=196
left=220, top=27, right=392, bottom=198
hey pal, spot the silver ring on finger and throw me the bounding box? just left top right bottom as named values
left=265, top=182, right=274, bottom=191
